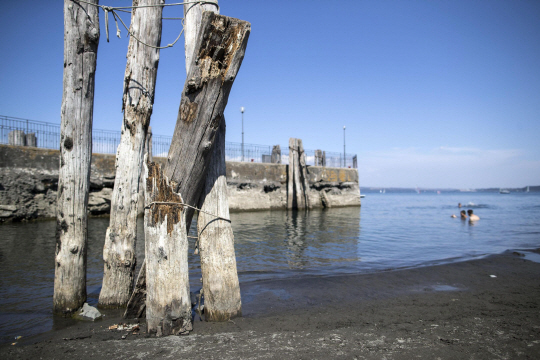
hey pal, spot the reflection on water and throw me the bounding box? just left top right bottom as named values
left=231, top=208, right=361, bottom=282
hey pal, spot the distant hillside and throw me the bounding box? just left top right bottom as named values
left=361, top=186, right=540, bottom=193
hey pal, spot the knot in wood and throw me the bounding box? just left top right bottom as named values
left=70, top=245, right=79, bottom=254
left=202, top=141, right=213, bottom=153
left=186, top=78, right=200, bottom=95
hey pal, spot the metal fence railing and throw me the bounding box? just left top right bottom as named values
left=1, top=115, right=357, bottom=168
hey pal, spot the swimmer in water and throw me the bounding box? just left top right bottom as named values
left=458, top=203, right=462, bottom=208
left=451, top=214, right=457, bottom=218
left=467, top=209, right=480, bottom=221
left=460, top=210, right=467, bottom=219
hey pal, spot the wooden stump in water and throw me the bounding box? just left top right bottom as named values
left=144, top=161, right=191, bottom=335
left=54, top=0, right=99, bottom=314
left=197, top=120, right=242, bottom=321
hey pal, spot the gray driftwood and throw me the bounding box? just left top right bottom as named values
left=99, top=0, right=164, bottom=309
left=54, top=0, right=99, bottom=314
left=186, top=0, right=242, bottom=322
left=287, top=138, right=311, bottom=210
left=144, top=160, right=192, bottom=335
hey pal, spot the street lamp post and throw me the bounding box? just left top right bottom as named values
left=343, top=125, right=346, bottom=168
left=240, top=107, right=245, bottom=162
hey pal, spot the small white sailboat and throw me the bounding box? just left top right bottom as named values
left=499, top=188, right=510, bottom=194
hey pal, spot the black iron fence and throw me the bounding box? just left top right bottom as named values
left=0, top=115, right=357, bottom=168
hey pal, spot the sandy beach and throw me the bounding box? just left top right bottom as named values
left=2, top=249, right=539, bottom=359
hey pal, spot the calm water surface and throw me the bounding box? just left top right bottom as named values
left=1, top=192, right=539, bottom=343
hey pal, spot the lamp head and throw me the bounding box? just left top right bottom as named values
left=240, top=107, right=245, bottom=113
left=343, top=126, right=346, bottom=130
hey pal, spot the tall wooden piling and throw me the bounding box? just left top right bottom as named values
left=54, top=0, right=99, bottom=314
left=132, top=11, right=250, bottom=334
left=99, top=0, right=164, bottom=309
left=287, top=138, right=311, bottom=210
left=185, top=1, right=242, bottom=321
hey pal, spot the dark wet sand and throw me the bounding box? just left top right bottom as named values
left=2, top=250, right=540, bottom=359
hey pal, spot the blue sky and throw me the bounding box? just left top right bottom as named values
left=1, top=0, right=539, bottom=188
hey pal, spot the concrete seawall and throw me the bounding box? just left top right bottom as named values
left=0, top=145, right=360, bottom=221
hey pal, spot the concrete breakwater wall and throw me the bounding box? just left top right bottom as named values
left=0, top=145, right=360, bottom=222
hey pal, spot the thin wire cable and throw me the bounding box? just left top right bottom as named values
left=145, top=200, right=230, bottom=253
left=71, top=0, right=218, bottom=48
left=145, top=201, right=230, bottom=222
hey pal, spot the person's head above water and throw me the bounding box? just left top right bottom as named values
left=460, top=210, right=467, bottom=218
left=458, top=203, right=462, bottom=208
left=468, top=209, right=480, bottom=221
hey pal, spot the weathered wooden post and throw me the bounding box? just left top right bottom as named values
left=353, top=154, right=357, bottom=169
left=185, top=0, right=242, bottom=321
left=322, top=151, right=326, bottom=167
left=287, top=138, right=311, bottom=210
left=197, top=120, right=242, bottom=320
left=8, top=130, right=25, bottom=146
left=144, top=160, right=192, bottom=335
left=271, top=145, right=281, bottom=164
left=99, top=0, right=164, bottom=309
left=139, top=12, right=250, bottom=334
left=298, top=139, right=311, bottom=209
left=54, top=0, right=99, bottom=314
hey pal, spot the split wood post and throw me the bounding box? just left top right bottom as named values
left=287, top=138, right=311, bottom=210
left=8, top=130, right=25, bottom=146
left=127, top=12, right=250, bottom=332
left=144, top=160, right=192, bottom=335
left=185, top=0, right=242, bottom=321
left=137, top=125, right=153, bottom=216
left=54, top=0, right=99, bottom=315
left=164, top=12, right=250, bottom=227
left=99, top=0, right=164, bottom=309
left=287, top=138, right=297, bottom=209
left=322, top=151, right=326, bottom=167
left=271, top=145, right=281, bottom=164
left=297, top=139, right=312, bottom=209
left=353, top=155, right=357, bottom=169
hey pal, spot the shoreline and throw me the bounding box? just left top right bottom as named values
left=2, top=249, right=540, bottom=359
